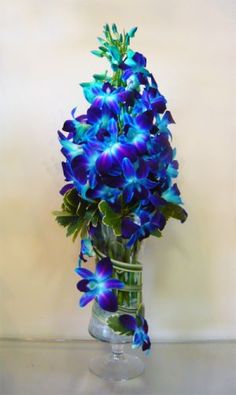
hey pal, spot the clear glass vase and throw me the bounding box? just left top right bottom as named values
left=88, top=224, right=145, bottom=381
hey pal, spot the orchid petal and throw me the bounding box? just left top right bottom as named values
left=122, top=218, right=139, bottom=238
left=60, top=183, right=73, bottom=195
left=142, top=337, right=151, bottom=352
left=136, top=160, right=149, bottom=179
left=136, top=110, right=153, bottom=130
left=74, top=267, right=94, bottom=279
left=95, top=257, right=113, bottom=280
left=132, top=331, right=143, bottom=349
left=103, top=278, right=125, bottom=290
left=123, top=184, right=134, bottom=203
left=122, top=158, right=135, bottom=179
left=79, top=291, right=95, bottom=307
left=119, top=314, right=137, bottom=331
left=97, top=290, right=118, bottom=312
left=162, top=184, right=183, bottom=204
left=76, top=279, right=90, bottom=292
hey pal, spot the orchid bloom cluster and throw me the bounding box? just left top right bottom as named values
left=55, top=24, right=187, bottom=355
left=58, top=23, right=187, bottom=249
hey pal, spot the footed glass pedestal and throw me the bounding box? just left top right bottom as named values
left=89, top=343, right=144, bottom=381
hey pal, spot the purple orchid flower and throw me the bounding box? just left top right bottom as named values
left=119, top=314, right=151, bottom=354
left=75, top=257, right=124, bottom=312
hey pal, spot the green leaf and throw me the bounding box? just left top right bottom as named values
left=76, top=199, right=88, bottom=217
left=55, top=215, right=78, bottom=228
left=53, top=188, right=98, bottom=241
left=98, top=201, right=122, bottom=236
left=80, top=222, right=88, bottom=239
left=91, top=211, right=99, bottom=227
left=52, top=210, right=73, bottom=217
left=136, top=315, right=143, bottom=328
left=151, top=229, right=162, bottom=238
left=72, top=227, right=80, bottom=242
left=107, top=315, right=133, bottom=336
left=137, top=303, right=145, bottom=317
left=66, top=217, right=82, bottom=237
left=160, top=203, right=188, bottom=223
left=65, top=188, right=80, bottom=209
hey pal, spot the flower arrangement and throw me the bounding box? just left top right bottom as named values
left=54, top=23, right=187, bottom=355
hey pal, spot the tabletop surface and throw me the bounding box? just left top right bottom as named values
left=1, top=339, right=235, bottom=395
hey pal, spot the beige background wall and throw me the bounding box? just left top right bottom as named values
left=0, top=0, right=235, bottom=340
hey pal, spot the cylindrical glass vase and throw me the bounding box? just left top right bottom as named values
left=88, top=224, right=145, bottom=381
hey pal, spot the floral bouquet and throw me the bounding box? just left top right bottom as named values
left=54, top=24, right=187, bottom=379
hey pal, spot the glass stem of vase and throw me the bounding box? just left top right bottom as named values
left=111, top=343, right=125, bottom=361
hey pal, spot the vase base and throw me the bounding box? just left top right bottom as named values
left=89, top=344, right=144, bottom=381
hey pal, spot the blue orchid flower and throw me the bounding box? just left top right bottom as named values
left=80, top=81, right=102, bottom=103
left=62, top=108, right=91, bottom=143
left=86, top=182, right=121, bottom=204
left=119, top=314, right=151, bottom=354
left=60, top=160, right=89, bottom=199
left=147, top=134, right=173, bottom=176
left=162, top=183, right=183, bottom=205
left=75, top=257, right=124, bottom=312
left=58, top=131, right=83, bottom=161
left=122, top=158, right=156, bottom=203
left=86, top=105, right=115, bottom=129
left=126, top=74, right=140, bottom=90
left=156, top=110, right=175, bottom=138
left=122, top=110, right=153, bottom=154
left=121, top=209, right=166, bottom=247
left=81, top=81, right=123, bottom=115
left=70, top=143, right=101, bottom=187
left=95, top=120, right=137, bottom=175
left=78, top=238, right=95, bottom=267
left=166, top=149, right=179, bottom=180
left=122, top=50, right=149, bottom=83
left=142, top=86, right=167, bottom=115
